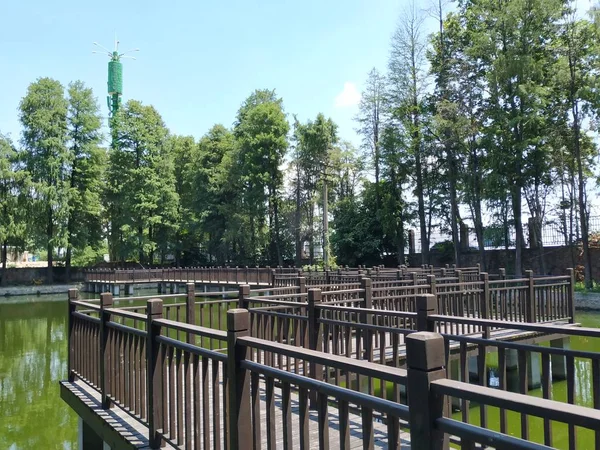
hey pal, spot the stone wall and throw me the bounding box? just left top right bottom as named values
left=0, top=267, right=86, bottom=285
left=575, top=292, right=600, bottom=310
left=409, top=245, right=600, bottom=279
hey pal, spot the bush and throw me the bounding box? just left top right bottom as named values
left=430, top=240, right=454, bottom=264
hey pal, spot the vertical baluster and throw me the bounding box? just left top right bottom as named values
left=498, top=346, right=507, bottom=435
left=593, top=359, right=600, bottom=450
left=567, top=354, right=576, bottom=450
left=282, top=381, right=293, bottom=450
left=251, top=371, right=261, bottom=449
left=266, top=376, right=276, bottom=450
left=177, top=348, right=184, bottom=445
left=339, top=399, right=350, bottom=449
left=193, top=354, right=200, bottom=449
left=212, top=359, right=221, bottom=450
left=518, top=349, right=529, bottom=440
left=541, top=352, right=552, bottom=447
left=202, top=357, right=210, bottom=449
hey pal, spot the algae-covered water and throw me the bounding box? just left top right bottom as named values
left=0, top=293, right=598, bottom=449
left=451, top=311, right=600, bottom=449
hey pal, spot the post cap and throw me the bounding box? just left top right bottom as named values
left=406, top=332, right=445, bottom=371
left=68, top=289, right=79, bottom=300
left=416, top=294, right=437, bottom=312
left=100, top=292, right=113, bottom=308
left=147, top=298, right=163, bottom=316
left=227, top=309, right=249, bottom=332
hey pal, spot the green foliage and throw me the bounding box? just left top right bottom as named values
left=65, top=81, right=104, bottom=270
left=106, top=100, right=178, bottom=263
left=234, top=90, right=289, bottom=264
left=71, top=244, right=108, bottom=267
left=7, top=3, right=600, bottom=276
left=19, top=78, right=70, bottom=278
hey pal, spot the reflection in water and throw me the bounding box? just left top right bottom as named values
left=453, top=311, right=600, bottom=449
left=0, top=296, right=77, bottom=449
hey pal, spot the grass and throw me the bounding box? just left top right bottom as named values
left=574, top=281, right=600, bottom=293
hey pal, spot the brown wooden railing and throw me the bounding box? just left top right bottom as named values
left=84, top=263, right=487, bottom=290
left=67, top=281, right=600, bottom=450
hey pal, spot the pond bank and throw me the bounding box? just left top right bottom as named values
left=0, top=283, right=82, bottom=297
left=575, top=291, right=600, bottom=310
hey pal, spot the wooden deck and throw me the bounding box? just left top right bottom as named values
left=62, top=376, right=411, bottom=450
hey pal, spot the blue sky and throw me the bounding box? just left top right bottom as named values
left=1, top=0, right=415, bottom=148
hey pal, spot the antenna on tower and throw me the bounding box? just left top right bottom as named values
left=92, top=37, right=139, bottom=119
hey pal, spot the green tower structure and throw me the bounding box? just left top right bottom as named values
left=93, top=38, right=139, bottom=119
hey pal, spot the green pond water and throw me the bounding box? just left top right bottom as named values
left=0, top=292, right=599, bottom=449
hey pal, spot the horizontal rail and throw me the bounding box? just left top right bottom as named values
left=106, top=320, right=147, bottom=338
left=436, top=418, right=552, bottom=450
left=319, top=317, right=414, bottom=335
left=72, top=311, right=101, bottom=324
left=239, top=336, right=407, bottom=383
left=432, top=378, right=600, bottom=430
left=250, top=309, right=309, bottom=321
left=72, top=300, right=101, bottom=310
left=241, top=360, right=410, bottom=420
left=321, top=288, right=364, bottom=295
left=153, top=318, right=227, bottom=340
left=155, top=335, right=227, bottom=363
left=105, top=308, right=147, bottom=321
left=429, top=315, right=590, bottom=336
left=246, top=298, right=308, bottom=307
left=317, top=304, right=418, bottom=319
left=444, top=332, right=600, bottom=360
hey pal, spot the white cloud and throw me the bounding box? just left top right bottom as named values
left=334, top=82, right=361, bottom=108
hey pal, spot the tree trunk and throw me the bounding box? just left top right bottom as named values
left=512, top=187, right=524, bottom=277
left=0, top=239, right=7, bottom=286
left=47, top=205, right=53, bottom=284
left=295, top=163, right=302, bottom=266
left=273, top=190, right=283, bottom=266
left=415, top=147, right=428, bottom=265
left=448, top=156, right=461, bottom=266
left=138, top=225, right=144, bottom=263
left=322, top=180, right=329, bottom=269
left=65, top=246, right=72, bottom=282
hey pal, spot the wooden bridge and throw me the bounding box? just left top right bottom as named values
left=82, top=264, right=483, bottom=295
left=62, top=267, right=600, bottom=449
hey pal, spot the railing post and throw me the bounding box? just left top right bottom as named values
left=526, top=270, right=535, bottom=323
left=238, top=284, right=250, bottom=309
left=480, top=272, right=490, bottom=339
left=360, top=277, right=374, bottom=394
left=186, top=283, right=196, bottom=344
left=308, top=288, right=324, bottom=407
left=567, top=268, right=575, bottom=323
left=325, top=270, right=330, bottom=285
left=416, top=294, right=437, bottom=332
left=146, top=298, right=163, bottom=449
left=456, top=269, right=463, bottom=285
left=298, top=276, right=306, bottom=294
left=412, top=271, right=419, bottom=286
left=227, top=309, right=251, bottom=450
left=427, top=274, right=437, bottom=297
left=271, top=268, right=277, bottom=288
left=406, top=332, right=449, bottom=450
left=67, top=289, right=78, bottom=382
left=99, top=292, right=113, bottom=408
